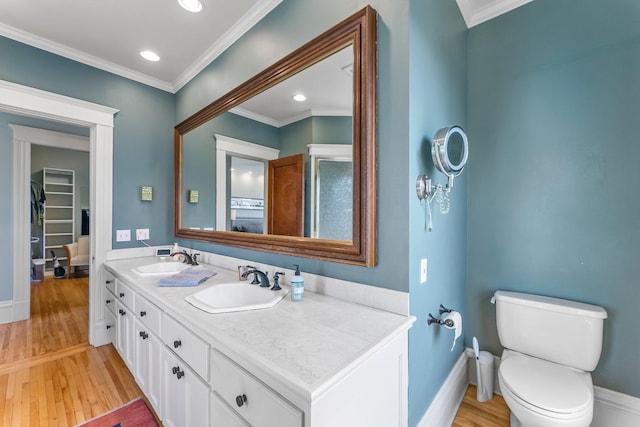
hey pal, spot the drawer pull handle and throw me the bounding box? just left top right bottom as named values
left=119, top=292, right=125, bottom=298
left=119, top=309, right=126, bottom=316
left=235, top=394, right=247, bottom=407
left=176, top=370, right=184, bottom=380
left=139, top=331, right=148, bottom=340
left=172, top=366, right=179, bottom=375
left=106, top=299, right=112, bottom=304
left=106, top=280, right=112, bottom=284
left=173, top=340, right=182, bottom=348
left=140, top=311, right=147, bottom=317
left=106, top=325, right=112, bottom=330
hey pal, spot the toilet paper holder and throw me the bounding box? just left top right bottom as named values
left=427, top=304, right=455, bottom=326
left=427, top=313, right=455, bottom=327
left=438, top=304, right=453, bottom=315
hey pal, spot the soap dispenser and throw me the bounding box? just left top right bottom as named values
left=171, top=243, right=180, bottom=261
left=290, top=264, right=304, bottom=302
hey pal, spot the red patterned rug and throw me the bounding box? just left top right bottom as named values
left=77, top=398, right=158, bottom=427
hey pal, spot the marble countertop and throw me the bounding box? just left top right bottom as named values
left=105, top=257, right=414, bottom=401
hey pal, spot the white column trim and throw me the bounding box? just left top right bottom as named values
left=11, top=136, right=31, bottom=321
left=2, top=80, right=117, bottom=349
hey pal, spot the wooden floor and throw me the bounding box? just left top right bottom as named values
left=452, top=385, right=510, bottom=427
left=0, top=275, right=144, bottom=426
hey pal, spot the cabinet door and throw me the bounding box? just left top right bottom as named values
left=115, top=301, right=135, bottom=370
left=162, top=347, right=209, bottom=427
left=134, top=319, right=163, bottom=417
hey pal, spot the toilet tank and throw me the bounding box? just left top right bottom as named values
left=494, top=291, right=607, bottom=371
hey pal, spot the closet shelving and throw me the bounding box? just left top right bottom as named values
left=42, top=168, right=75, bottom=271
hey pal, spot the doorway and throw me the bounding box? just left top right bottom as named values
left=1, top=79, right=117, bottom=347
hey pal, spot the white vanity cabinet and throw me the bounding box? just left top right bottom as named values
left=211, top=392, right=250, bottom=427
left=211, top=350, right=302, bottom=427
left=105, top=259, right=414, bottom=427
left=115, top=280, right=136, bottom=371
left=133, top=294, right=163, bottom=416
left=161, top=343, right=209, bottom=427
left=104, top=272, right=117, bottom=343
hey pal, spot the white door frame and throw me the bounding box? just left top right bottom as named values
left=2, top=79, right=118, bottom=346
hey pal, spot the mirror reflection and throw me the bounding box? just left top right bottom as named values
left=175, top=5, right=377, bottom=266
left=180, top=45, right=354, bottom=240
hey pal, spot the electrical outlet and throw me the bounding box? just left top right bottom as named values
left=116, top=229, right=130, bottom=242
left=420, top=258, right=428, bottom=284
left=136, top=228, right=150, bottom=241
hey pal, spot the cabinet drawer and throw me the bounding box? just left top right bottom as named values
left=105, top=289, right=116, bottom=316
left=116, top=280, right=135, bottom=310
left=105, top=272, right=116, bottom=294
left=162, top=314, right=209, bottom=381
left=211, top=350, right=302, bottom=427
left=211, top=392, right=249, bottom=427
left=135, top=294, right=161, bottom=336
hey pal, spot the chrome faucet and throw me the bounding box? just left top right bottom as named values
left=241, top=269, right=270, bottom=288
left=171, top=250, right=199, bottom=265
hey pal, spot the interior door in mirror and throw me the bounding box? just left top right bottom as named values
left=268, top=154, right=304, bottom=237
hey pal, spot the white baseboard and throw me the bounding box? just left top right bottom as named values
left=592, top=386, right=640, bottom=427
left=417, top=351, right=468, bottom=427
left=0, top=299, right=30, bottom=324
left=422, top=348, right=640, bottom=427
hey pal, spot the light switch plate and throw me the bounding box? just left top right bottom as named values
left=116, top=229, right=130, bottom=242
left=136, top=228, right=150, bottom=241
left=420, top=258, right=428, bottom=284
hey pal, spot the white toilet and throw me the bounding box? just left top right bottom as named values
left=493, top=291, right=607, bottom=427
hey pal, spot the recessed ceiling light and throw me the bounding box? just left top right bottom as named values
left=140, top=50, right=160, bottom=62
left=293, top=94, right=307, bottom=102
left=178, top=0, right=203, bottom=13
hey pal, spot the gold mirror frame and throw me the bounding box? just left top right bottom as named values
left=175, top=6, right=377, bottom=266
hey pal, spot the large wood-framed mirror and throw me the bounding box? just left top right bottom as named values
left=175, top=6, right=377, bottom=266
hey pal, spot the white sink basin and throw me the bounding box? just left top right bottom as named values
left=132, top=262, right=190, bottom=276
left=185, top=282, right=288, bottom=314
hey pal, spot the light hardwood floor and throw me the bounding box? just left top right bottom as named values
left=0, top=275, right=145, bottom=426
left=452, top=385, right=510, bottom=427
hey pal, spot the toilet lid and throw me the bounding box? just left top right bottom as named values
left=500, top=356, right=592, bottom=414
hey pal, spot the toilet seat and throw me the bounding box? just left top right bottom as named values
left=499, top=355, right=592, bottom=418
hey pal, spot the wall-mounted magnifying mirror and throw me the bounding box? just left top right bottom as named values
left=431, top=125, right=468, bottom=189
left=416, top=125, right=469, bottom=231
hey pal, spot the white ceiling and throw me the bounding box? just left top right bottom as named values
left=0, top=0, right=529, bottom=95
left=0, top=0, right=283, bottom=93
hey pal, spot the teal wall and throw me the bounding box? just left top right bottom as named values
left=0, top=36, right=176, bottom=285
left=408, top=0, right=468, bottom=424
left=175, top=0, right=466, bottom=424
left=6, top=0, right=636, bottom=424
left=467, top=0, right=640, bottom=397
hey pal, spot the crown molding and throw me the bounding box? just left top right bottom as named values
left=172, top=0, right=284, bottom=92
left=456, top=0, right=533, bottom=28
left=0, top=23, right=174, bottom=92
